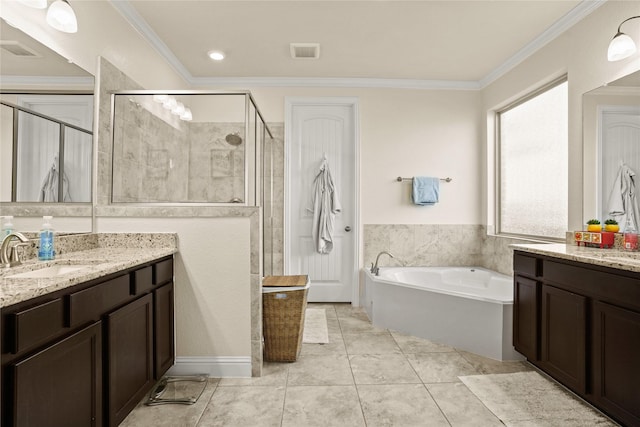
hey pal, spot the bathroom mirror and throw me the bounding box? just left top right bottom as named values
left=111, top=91, right=272, bottom=205
left=0, top=20, right=95, bottom=232
left=582, top=70, right=640, bottom=229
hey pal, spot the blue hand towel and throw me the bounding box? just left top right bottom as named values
left=412, top=176, right=440, bottom=205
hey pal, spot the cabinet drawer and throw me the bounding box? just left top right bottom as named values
left=514, top=252, right=539, bottom=278
left=68, top=275, right=130, bottom=328
left=7, top=298, right=65, bottom=354
left=153, top=259, right=173, bottom=285
left=132, top=266, right=153, bottom=295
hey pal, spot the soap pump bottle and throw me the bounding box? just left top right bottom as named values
left=38, top=216, right=55, bottom=261
left=1, top=216, right=13, bottom=239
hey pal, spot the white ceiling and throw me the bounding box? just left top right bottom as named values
left=1, top=1, right=605, bottom=89
left=113, top=0, right=596, bottom=88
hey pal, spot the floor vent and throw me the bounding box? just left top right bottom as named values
left=290, top=43, right=320, bottom=59
left=0, top=41, right=39, bottom=57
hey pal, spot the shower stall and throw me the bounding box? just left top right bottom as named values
left=110, top=91, right=277, bottom=275
left=0, top=94, right=93, bottom=203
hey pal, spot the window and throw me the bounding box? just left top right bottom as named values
left=497, top=77, right=568, bottom=240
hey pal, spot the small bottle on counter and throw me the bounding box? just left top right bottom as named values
left=1, top=216, right=14, bottom=239
left=38, top=216, right=55, bottom=261
left=623, top=218, right=638, bottom=251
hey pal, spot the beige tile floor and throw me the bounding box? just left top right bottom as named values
left=120, top=303, right=612, bottom=427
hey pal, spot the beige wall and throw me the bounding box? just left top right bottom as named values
left=481, top=0, right=640, bottom=233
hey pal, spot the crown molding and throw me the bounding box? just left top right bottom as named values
left=109, top=0, right=193, bottom=80
left=0, top=75, right=94, bottom=88
left=479, top=0, right=607, bottom=88
left=189, top=76, right=482, bottom=90
left=110, top=0, right=605, bottom=91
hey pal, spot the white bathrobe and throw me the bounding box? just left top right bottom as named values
left=311, top=159, right=341, bottom=254
left=607, top=163, right=640, bottom=232
left=39, top=163, right=71, bottom=202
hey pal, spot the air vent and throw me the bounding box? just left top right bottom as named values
left=290, top=43, right=320, bottom=59
left=0, top=41, right=39, bottom=57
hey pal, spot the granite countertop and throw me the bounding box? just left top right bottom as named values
left=511, top=243, right=640, bottom=274
left=0, top=233, right=177, bottom=308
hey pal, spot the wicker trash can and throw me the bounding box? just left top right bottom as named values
left=262, top=275, right=310, bottom=362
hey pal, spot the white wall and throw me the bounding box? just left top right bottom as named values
left=481, top=1, right=640, bottom=232
left=251, top=87, right=482, bottom=226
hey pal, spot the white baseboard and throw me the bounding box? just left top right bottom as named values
left=167, top=356, right=252, bottom=378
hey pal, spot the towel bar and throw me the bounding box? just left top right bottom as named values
left=396, top=176, right=452, bottom=183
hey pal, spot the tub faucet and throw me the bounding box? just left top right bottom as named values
left=1, top=232, right=30, bottom=268
left=371, top=251, right=395, bottom=276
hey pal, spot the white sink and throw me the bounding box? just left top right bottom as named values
left=8, top=264, right=95, bottom=279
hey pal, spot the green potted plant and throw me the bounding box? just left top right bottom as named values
left=587, top=219, right=602, bottom=232
left=604, top=218, right=619, bottom=232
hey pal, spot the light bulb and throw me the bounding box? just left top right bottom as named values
left=172, top=102, right=185, bottom=116
left=46, top=0, right=78, bottom=33
left=163, top=97, right=177, bottom=110
left=208, top=51, right=225, bottom=61
left=180, top=108, right=192, bottom=121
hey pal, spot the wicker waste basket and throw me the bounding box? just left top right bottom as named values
left=262, top=275, right=310, bottom=362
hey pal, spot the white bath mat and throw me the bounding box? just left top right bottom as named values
left=459, top=371, right=616, bottom=426
left=302, top=308, right=329, bottom=344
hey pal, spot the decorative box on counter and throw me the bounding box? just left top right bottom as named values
left=574, top=231, right=615, bottom=248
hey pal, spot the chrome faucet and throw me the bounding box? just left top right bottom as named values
left=370, top=251, right=395, bottom=276
left=1, top=232, right=30, bottom=268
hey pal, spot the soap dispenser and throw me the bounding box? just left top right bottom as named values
left=38, top=216, right=55, bottom=260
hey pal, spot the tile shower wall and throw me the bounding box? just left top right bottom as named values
left=110, top=96, right=244, bottom=203
left=364, top=224, right=540, bottom=276
left=263, top=123, right=284, bottom=276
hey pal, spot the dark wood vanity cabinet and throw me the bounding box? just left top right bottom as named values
left=513, top=251, right=640, bottom=427
left=1, top=256, right=175, bottom=427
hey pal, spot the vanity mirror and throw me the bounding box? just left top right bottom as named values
left=0, top=19, right=94, bottom=232
left=583, top=70, right=640, bottom=231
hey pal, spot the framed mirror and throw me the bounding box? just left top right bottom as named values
left=583, top=70, right=640, bottom=231
left=0, top=19, right=95, bottom=232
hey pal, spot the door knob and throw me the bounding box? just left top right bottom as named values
left=345, top=226, right=351, bottom=232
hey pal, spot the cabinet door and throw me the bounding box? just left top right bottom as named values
left=154, top=282, right=174, bottom=379
left=593, top=301, right=640, bottom=426
left=11, top=322, right=102, bottom=427
left=540, top=284, right=586, bottom=393
left=107, top=293, right=153, bottom=427
left=513, top=275, right=539, bottom=361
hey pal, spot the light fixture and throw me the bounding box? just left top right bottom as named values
left=16, top=0, right=47, bottom=9
left=46, top=0, right=78, bottom=33
left=608, top=16, right=639, bottom=61
left=208, top=50, right=225, bottom=61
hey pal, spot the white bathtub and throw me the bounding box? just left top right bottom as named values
left=363, top=267, right=524, bottom=361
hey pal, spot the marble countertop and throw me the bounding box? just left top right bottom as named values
left=1, top=234, right=177, bottom=308
left=511, top=243, right=640, bottom=274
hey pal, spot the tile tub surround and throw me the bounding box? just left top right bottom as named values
left=0, top=232, right=177, bottom=307
left=120, top=303, right=616, bottom=427
left=363, top=224, right=541, bottom=276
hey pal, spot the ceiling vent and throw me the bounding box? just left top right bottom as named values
left=0, top=41, right=39, bottom=57
left=290, top=43, right=320, bottom=59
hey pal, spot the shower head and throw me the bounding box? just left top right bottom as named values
left=225, top=133, right=243, bottom=146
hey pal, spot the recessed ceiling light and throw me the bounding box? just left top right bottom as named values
left=208, top=50, right=225, bottom=61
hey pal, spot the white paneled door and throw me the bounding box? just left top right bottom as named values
left=285, top=98, right=358, bottom=302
